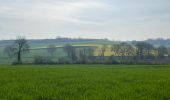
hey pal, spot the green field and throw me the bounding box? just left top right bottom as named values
left=0, top=65, right=170, bottom=100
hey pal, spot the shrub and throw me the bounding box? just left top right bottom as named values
left=34, top=56, right=54, bottom=64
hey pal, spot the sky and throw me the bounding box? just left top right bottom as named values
left=0, top=0, right=170, bottom=40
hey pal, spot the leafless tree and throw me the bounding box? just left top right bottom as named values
left=111, top=44, right=121, bottom=56
left=145, top=43, right=154, bottom=56
left=135, top=42, right=154, bottom=59
left=157, top=45, right=168, bottom=58
left=63, top=44, right=77, bottom=62
left=4, top=45, right=15, bottom=58
left=4, top=37, right=29, bottom=64
left=47, top=44, right=56, bottom=57
left=78, top=48, right=86, bottom=63
left=99, top=44, right=107, bottom=61
left=87, top=48, right=95, bottom=59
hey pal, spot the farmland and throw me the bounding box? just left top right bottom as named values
left=0, top=38, right=170, bottom=65
left=0, top=43, right=112, bottom=64
left=0, top=64, right=170, bottom=100
left=1, top=43, right=168, bottom=64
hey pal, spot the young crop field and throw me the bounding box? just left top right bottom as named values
left=0, top=65, right=170, bottom=100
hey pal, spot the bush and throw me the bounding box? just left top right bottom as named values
left=12, top=62, right=22, bottom=65
left=106, top=56, right=119, bottom=64
left=34, top=56, right=54, bottom=64
left=57, top=58, right=70, bottom=64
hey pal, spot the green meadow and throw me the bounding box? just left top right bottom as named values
left=0, top=65, right=170, bottom=100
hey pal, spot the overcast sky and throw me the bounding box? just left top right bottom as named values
left=0, top=0, right=170, bottom=40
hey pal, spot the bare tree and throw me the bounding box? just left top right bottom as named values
left=78, top=48, right=87, bottom=63
left=157, top=45, right=168, bottom=58
left=4, top=45, right=16, bottom=58
left=47, top=44, right=56, bottom=57
left=135, top=42, right=154, bottom=59
left=63, top=44, right=77, bottom=62
left=87, top=48, right=95, bottom=60
left=119, top=43, right=135, bottom=58
left=111, top=44, right=121, bottom=56
left=119, top=43, right=128, bottom=59
left=99, top=44, right=107, bottom=62
left=63, top=44, right=72, bottom=58
left=4, top=37, right=29, bottom=64
left=135, top=42, right=145, bottom=58
left=112, top=43, right=132, bottom=59
left=135, top=42, right=147, bottom=59
left=145, top=43, right=154, bottom=57
left=126, top=44, right=135, bottom=57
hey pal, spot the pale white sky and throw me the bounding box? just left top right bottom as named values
left=0, top=0, right=170, bottom=40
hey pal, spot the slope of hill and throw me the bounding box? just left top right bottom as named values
left=0, top=38, right=113, bottom=47
left=1, top=38, right=169, bottom=48
left=146, top=39, right=170, bottom=47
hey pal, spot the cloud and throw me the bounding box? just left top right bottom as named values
left=0, top=0, right=170, bottom=40
left=0, top=1, right=112, bottom=24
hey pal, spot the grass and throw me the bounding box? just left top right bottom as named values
left=0, top=65, right=170, bottom=100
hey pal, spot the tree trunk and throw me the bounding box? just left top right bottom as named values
left=18, top=51, right=21, bottom=63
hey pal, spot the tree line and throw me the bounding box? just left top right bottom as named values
left=4, top=37, right=169, bottom=64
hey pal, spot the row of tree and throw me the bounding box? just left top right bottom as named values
left=4, top=37, right=169, bottom=64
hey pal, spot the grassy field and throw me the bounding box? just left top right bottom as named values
left=0, top=65, right=170, bottom=100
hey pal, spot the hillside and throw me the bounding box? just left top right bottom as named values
left=0, top=38, right=169, bottom=48
left=0, top=38, right=113, bottom=48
